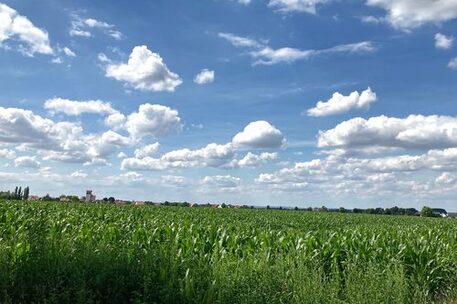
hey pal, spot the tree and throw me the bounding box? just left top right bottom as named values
left=420, top=206, right=435, bottom=217
left=108, top=197, right=115, bottom=204
left=23, top=186, right=29, bottom=201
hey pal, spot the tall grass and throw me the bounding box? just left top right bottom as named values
left=0, top=201, right=455, bottom=303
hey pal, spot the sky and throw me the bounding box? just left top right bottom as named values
left=1, top=0, right=457, bottom=210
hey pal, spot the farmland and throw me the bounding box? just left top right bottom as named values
left=0, top=200, right=456, bottom=303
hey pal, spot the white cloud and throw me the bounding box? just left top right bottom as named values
left=104, top=112, right=126, bottom=130
left=62, top=47, right=76, bottom=57
left=318, top=115, right=457, bottom=151
left=15, top=156, right=40, bottom=168
left=0, top=148, right=15, bottom=159
left=44, top=98, right=117, bottom=116
left=70, top=170, right=88, bottom=178
left=238, top=0, right=252, bottom=4
left=366, top=0, right=457, bottom=30
left=435, top=172, right=455, bottom=184
left=233, top=120, right=286, bottom=148
left=194, top=69, right=215, bottom=84
left=218, top=32, right=264, bottom=48
left=219, top=32, right=376, bottom=65
left=238, top=152, right=277, bottom=167
left=69, top=14, right=122, bottom=39
left=125, top=104, right=181, bottom=139
left=448, top=57, right=457, bottom=70
left=268, top=0, right=331, bottom=14
left=307, top=87, right=377, bottom=116
left=0, top=3, right=53, bottom=56
left=121, top=143, right=236, bottom=171
left=435, top=33, right=454, bottom=49
left=104, top=45, right=182, bottom=92
left=134, top=142, right=160, bottom=158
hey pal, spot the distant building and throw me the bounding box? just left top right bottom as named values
left=85, top=190, right=96, bottom=202
left=28, top=195, right=39, bottom=201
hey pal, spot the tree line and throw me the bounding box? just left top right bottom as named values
left=0, top=186, right=29, bottom=201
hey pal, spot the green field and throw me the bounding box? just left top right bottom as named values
left=0, top=201, right=456, bottom=303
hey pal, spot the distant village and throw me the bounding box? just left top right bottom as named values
left=1, top=186, right=455, bottom=218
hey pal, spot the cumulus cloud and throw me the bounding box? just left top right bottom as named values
left=318, top=115, right=457, bottom=151
left=15, top=156, right=40, bottom=168
left=134, top=142, right=160, bottom=158
left=219, top=32, right=376, bottom=65
left=0, top=106, right=132, bottom=165
left=238, top=152, right=277, bottom=167
left=121, top=143, right=236, bottom=171
left=104, top=112, right=126, bottom=130
left=103, top=45, right=182, bottom=92
left=194, top=69, right=215, bottom=84
left=69, top=14, right=123, bottom=39
left=366, top=0, right=457, bottom=30
left=435, top=172, right=455, bottom=184
left=307, top=87, right=377, bottom=116
left=125, top=104, right=181, bottom=139
left=233, top=120, right=286, bottom=148
left=44, top=98, right=117, bottom=116
left=0, top=3, right=53, bottom=56
left=448, top=57, right=457, bottom=70
left=268, top=0, right=331, bottom=14
left=435, top=33, right=454, bottom=49
left=0, top=148, right=16, bottom=159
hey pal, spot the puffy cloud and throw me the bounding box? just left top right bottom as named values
left=194, top=69, right=215, bottom=84
left=0, top=106, right=131, bottom=165
left=15, top=156, right=40, bottom=168
left=307, top=87, right=377, bottom=116
left=0, top=3, right=53, bottom=56
left=134, top=142, right=160, bottom=158
left=125, top=104, right=181, bottom=139
left=435, top=172, right=455, bottom=184
left=366, top=0, right=457, bottom=30
left=219, top=32, right=376, bottom=65
left=238, top=152, right=278, bottom=167
left=121, top=143, right=235, bottom=171
left=318, top=115, right=457, bottom=151
left=268, top=0, right=331, bottom=14
left=104, top=112, right=126, bottom=130
left=104, top=45, right=182, bottom=92
left=448, top=57, right=457, bottom=70
left=233, top=120, right=286, bottom=148
left=0, top=148, right=16, bottom=159
left=435, top=33, right=454, bottom=49
left=44, top=98, right=117, bottom=116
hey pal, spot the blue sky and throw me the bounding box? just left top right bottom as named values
left=1, top=0, right=457, bottom=210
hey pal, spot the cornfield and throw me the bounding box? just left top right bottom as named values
left=0, top=200, right=456, bottom=303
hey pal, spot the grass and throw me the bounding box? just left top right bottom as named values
left=0, top=200, right=456, bottom=303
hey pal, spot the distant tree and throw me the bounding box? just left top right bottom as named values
left=339, top=207, right=347, bottom=213
left=321, top=206, right=328, bottom=212
left=294, top=206, right=299, bottom=211
left=23, top=186, right=29, bottom=201
left=103, top=197, right=108, bottom=202
left=18, top=187, right=22, bottom=198
left=109, top=197, right=115, bottom=204
left=420, top=206, right=435, bottom=217
left=266, top=205, right=270, bottom=209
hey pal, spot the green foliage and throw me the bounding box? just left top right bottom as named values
left=421, top=206, right=437, bottom=218
left=0, top=201, right=455, bottom=303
